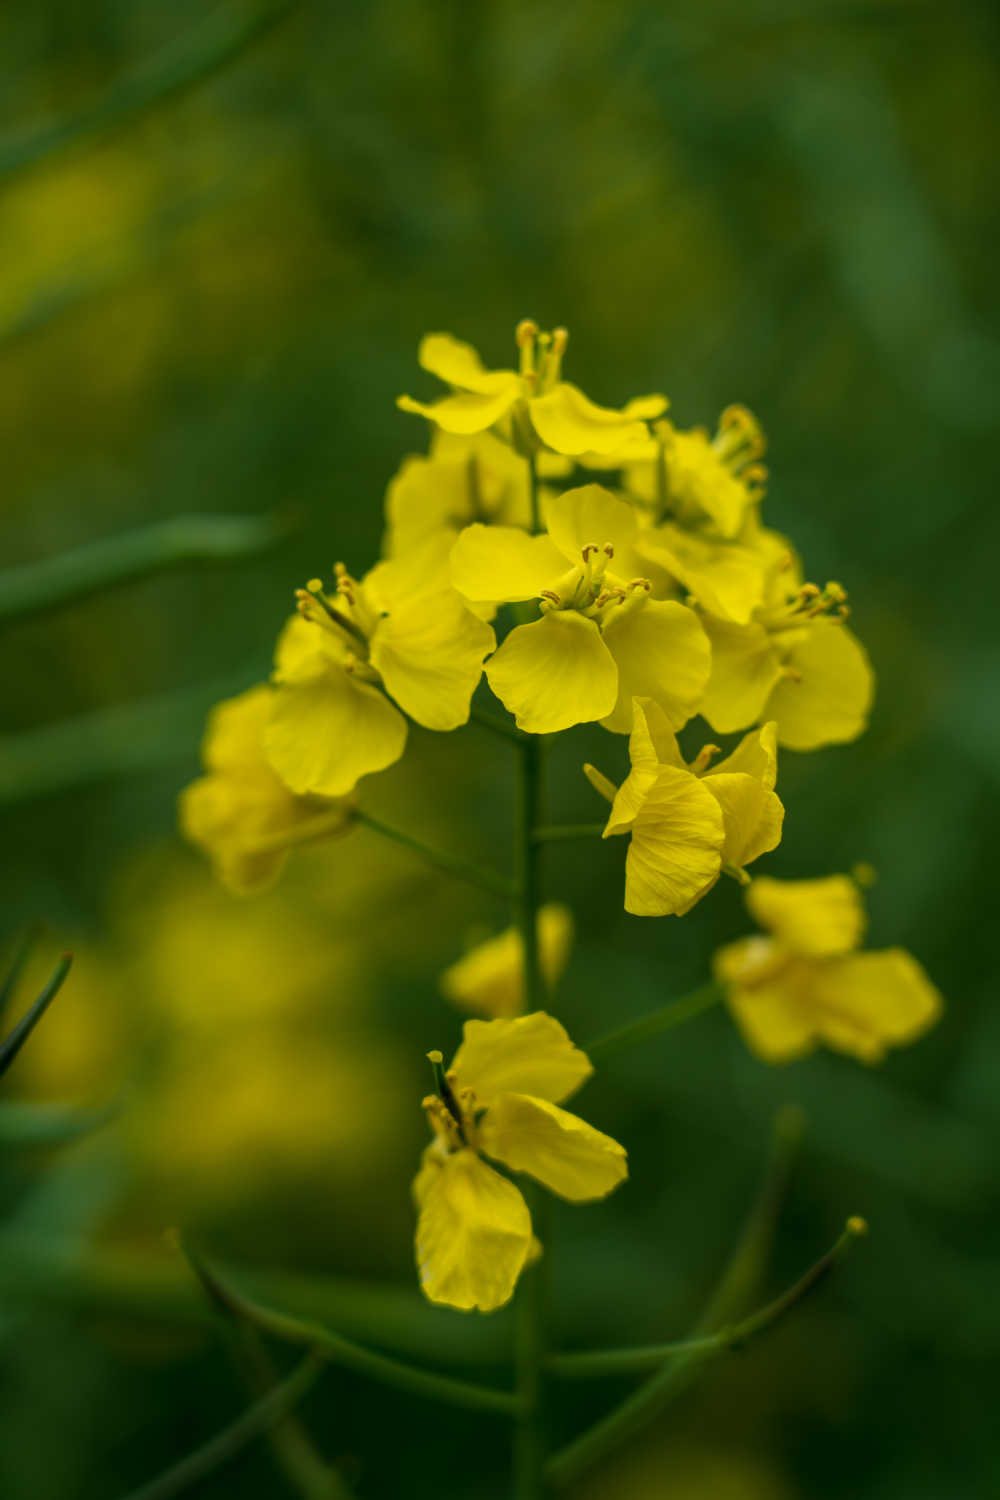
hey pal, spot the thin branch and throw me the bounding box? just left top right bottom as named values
left=115, top=1354, right=324, bottom=1500
left=354, top=810, right=515, bottom=900
left=584, top=982, right=722, bottom=1062
left=181, top=1240, right=522, bottom=1418
left=0, top=954, right=72, bottom=1077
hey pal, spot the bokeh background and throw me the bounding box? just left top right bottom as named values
left=1, top=1, right=998, bottom=1496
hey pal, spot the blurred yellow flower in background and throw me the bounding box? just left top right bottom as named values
left=178, top=684, right=354, bottom=895
left=715, top=874, right=942, bottom=1063
left=414, top=1013, right=626, bottom=1311
left=439, top=903, right=574, bottom=1018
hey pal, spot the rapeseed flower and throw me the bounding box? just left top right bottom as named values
left=699, top=526, right=874, bottom=749
left=440, top=904, right=574, bottom=1019
left=264, top=538, right=494, bottom=796
left=179, top=685, right=352, bottom=894
left=414, top=1013, right=627, bottom=1311
left=450, top=484, right=709, bottom=733
left=715, top=874, right=942, bottom=1063
left=587, top=698, right=784, bottom=916
left=384, top=430, right=535, bottom=558
left=398, top=322, right=666, bottom=457
left=623, top=406, right=768, bottom=540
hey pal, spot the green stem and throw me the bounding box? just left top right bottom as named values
left=527, top=452, right=541, bottom=535
left=544, top=1219, right=867, bottom=1488
left=0, top=2, right=300, bottom=184
left=584, top=982, right=722, bottom=1062
left=546, top=1218, right=867, bottom=1381
left=532, top=824, right=605, bottom=844
left=0, top=513, right=292, bottom=625
left=469, top=705, right=528, bottom=743
left=0, top=954, right=73, bottom=1078
left=354, top=810, right=515, bottom=899
left=513, top=734, right=546, bottom=1498
left=181, top=1242, right=520, bottom=1417
left=116, top=1354, right=324, bottom=1500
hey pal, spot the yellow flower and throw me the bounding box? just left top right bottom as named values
left=384, top=430, right=536, bottom=558
left=264, top=538, right=495, bottom=796
left=439, top=904, right=574, bottom=1018
left=624, top=406, right=768, bottom=540
left=398, top=322, right=666, bottom=457
left=450, top=484, right=709, bottom=734
left=414, top=1013, right=627, bottom=1311
left=588, top=698, right=784, bottom=916
left=699, top=527, right=874, bottom=749
left=179, top=685, right=353, bottom=894
left=714, top=874, right=942, bottom=1064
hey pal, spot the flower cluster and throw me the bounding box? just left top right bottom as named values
left=179, top=319, right=939, bottom=1320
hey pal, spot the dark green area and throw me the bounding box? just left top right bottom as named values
left=1, top=2, right=997, bottom=1496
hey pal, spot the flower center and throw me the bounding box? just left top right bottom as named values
left=293, top=564, right=383, bottom=674
left=423, top=1053, right=481, bottom=1154
left=516, top=318, right=569, bottom=395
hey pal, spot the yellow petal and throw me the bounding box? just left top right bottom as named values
left=529, top=382, right=663, bottom=456
left=808, top=949, right=942, bottom=1063
left=710, top=722, right=778, bottom=791
left=264, top=669, right=407, bottom=796
left=701, top=774, right=784, bottom=869
left=272, top=612, right=348, bottom=681
left=716, top=942, right=822, bottom=1064
left=603, top=697, right=682, bottom=837
left=666, top=427, right=755, bottom=538
left=451, top=1012, right=593, bottom=1108
left=700, top=616, right=783, bottom=734
left=485, top=612, right=618, bottom=733
left=600, top=599, right=710, bottom=734
left=440, top=904, right=574, bottom=1019
left=542, top=484, right=639, bottom=563
left=620, top=766, right=726, bottom=916
left=417, top=332, right=518, bottom=393
left=370, top=591, right=494, bottom=731
left=763, top=622, right=874, bottom=750
left=178, top=776, right=289, bottom=895
left=640, top=526, right=764, bottom=624
left=397, top=388, right=519, bottom=436
left=747, top=875, right=866, bottom=956
left=449, top=525, right=566, bottom=603
left=480, top=1093, right=627, bottom=1203
left=415, top=1149, right=532, bottom=1312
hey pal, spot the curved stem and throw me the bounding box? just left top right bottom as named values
left=544, top=1219, right=867, bottom=1488
left=354, top=810, right=515, bottom=899
left=0, top=954, right=72, bottom=1078
left=116, top=1354, right=325, bottom=1500
left=181, top=1241, right=520, bottom=1418
left=584, top=982, right=722, bottom=1062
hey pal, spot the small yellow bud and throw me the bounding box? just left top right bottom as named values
left=846, top=1215, right=869, bottom=1237
left=426, top=1049, right=444, bottom=1065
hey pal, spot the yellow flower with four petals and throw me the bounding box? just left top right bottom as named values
left=414, top=1012, right=627, bottom=1312
left=715, top=874, right=942, bottom=1063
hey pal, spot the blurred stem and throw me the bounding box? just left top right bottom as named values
left=584, top=982, right=722, bottom=1061
left=527, top=452, right=541, bottom=534
left=0, top=954, right=72, bottom=1078
left=181, top=1241, right=520, bottom=1417
left=229, top=1323, right=352, bottom=1500
left=545, top=1218, right=866, bottom=1392
left=513, top=734, right=546, bottom=1498
left=532, top=823, right=605, bottom=843
left=0, top=2, right=300, bottom=184
left=0, top=513, right=293, bottom=625
left=543, top=1109, right=818, bottom=1489
left=354, top=810, right=515, bottom=899
left=0, top=927, right=40, bottom=1011
left=116, top=1354, right=324, bottom=1500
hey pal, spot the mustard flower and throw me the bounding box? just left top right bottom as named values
left=398, top=322, right=666, bottom=457
left=414, top=1013, right=627, bottom=1311
left=714, top=874, right=942, bottom=1063
left=264, top=538, right=495, bottom=797
left=450, top=484, right=709, bottom=734
left=587, top=698, right=784, bottom=916
left=179, top=685, right=352, bottom=894
left=439, top=904, right=574, bottom=1019
left=384, top=430, right=535, bottom=559
left=699, top=525, right=874, bottom=749
left=623, top=406, right=768, bottom=540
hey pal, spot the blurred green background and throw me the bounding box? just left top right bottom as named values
left=1, top=1, right=997, bottom=1496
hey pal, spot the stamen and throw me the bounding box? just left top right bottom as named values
left=692, top=744, right=721, bottom=774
